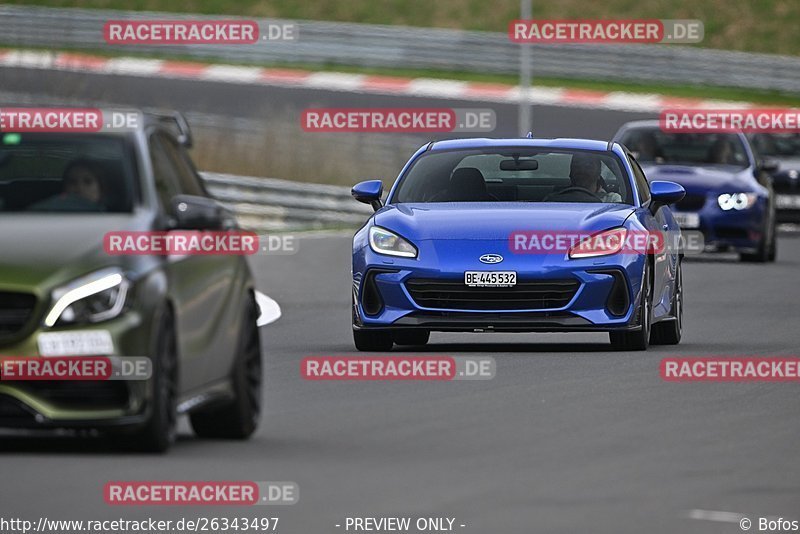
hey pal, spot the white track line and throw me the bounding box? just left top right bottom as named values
left=255, top=290, right=282, bottom=326
left=685, top=509, right=746, bottom=523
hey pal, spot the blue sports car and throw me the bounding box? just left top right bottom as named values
left=350, top=137, right=686, bottom=351
left=614, top=120, right=777, bottom=262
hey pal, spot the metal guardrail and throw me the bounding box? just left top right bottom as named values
left=200, top=172, right=372, bottom=232
left=1, top=5, right=799, bottom=93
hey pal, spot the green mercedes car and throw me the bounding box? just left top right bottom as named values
left=0, top=110, right=263, bottom=451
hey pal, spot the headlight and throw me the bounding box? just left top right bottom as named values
left=569, top=228, right=628, bottom=259
left=368, top=226, right=417, bottom=258
left=718, top=193, right=758, bottom=210
left=44, top=268, right=130, bottom=327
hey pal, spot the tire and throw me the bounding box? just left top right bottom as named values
left=741, top=217, right=775, bottom=263
left=130, top=306, right=178, bottom=453
left=353, top=329, right=394, bottom=351
left=393, top=330, right=430, bottom=346
left=651, top=259, right=683, bottom=345
left=609, top=261, right=652, bottom=351
left=190, top=294, right=262, bottom=440
left=767, top=221, right=778, bottom=262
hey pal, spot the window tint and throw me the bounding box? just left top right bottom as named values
left=620, top=128, right=749, bottom=167
left=159, top=134, right=205, bottom=197
left=393, top=148, right=632, bottom=204
left=148, top=134, right=181, bottom=214
left=628, top=155, right=651, bottom=204
left=0, top=134, right=137, bottom=213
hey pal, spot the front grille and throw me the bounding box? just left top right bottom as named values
left=406, top=278, right=580, bottom=311
left=0, top=291, right=37, bottom=339
left=675, top=193, right=706, bottom=212
left=0, top=395, right=34, bottom=420
left=593, top=269, right=629, bottom=317
left=714, top=227, right=749, bottom=240
left=15, top=382, right=130, bottom=410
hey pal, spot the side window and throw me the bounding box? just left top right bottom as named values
left=148, top=134, right=181, bottom=214
left=628, top=155, right=651, bottom=204
left=159, top=134, right=206, bottom=197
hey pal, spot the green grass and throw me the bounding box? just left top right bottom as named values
left=8, top=0, right=800, bottom=56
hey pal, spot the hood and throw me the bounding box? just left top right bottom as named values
left=375, top=203, right=635, bottom=241
left=640, top=164, right=756, bottom=194
left=0, top=213, right=146, bottom=292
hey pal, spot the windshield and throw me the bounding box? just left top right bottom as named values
left=0, top=133, right=137, bottom=213
left=392, top=148, right=632, bottom=204
left=750, top=133, right=800, bottom=157
left=619, top=128, right=749, bottom=168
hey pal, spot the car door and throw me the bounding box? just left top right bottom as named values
left=149, top=132, right=242, bottom=390
left=629, top=154, right=676, bottom=318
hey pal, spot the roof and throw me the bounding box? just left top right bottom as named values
left=429, top=137, right=614, bottom=152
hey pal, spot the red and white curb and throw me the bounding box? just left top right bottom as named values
left=0, top=49, right=755, bottom=113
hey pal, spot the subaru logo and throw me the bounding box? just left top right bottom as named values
left=479, top=254, right=503, bottom=264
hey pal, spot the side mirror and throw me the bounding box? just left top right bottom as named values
left=757, top=158, right=779, bottom=174
left=171, top=194, right=234, bottom=230
left=352, top=180, right=384, bottom=211
left=649, top=181, right=685, bottom=214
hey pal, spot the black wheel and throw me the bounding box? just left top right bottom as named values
left=393, top=330, right=430, bottom=346
left=131, top=306, right=178, bottom=452
left=353, top=329, right=393, bottom=351
left=651, top=259, right=683, bottom=345
left=609, top=261, right=652, bottom=351
left=190, top=294, right=262, bottom=439
left=741, top=217, right=774, bottom=263
left=767, top=221, right=777, bottom=262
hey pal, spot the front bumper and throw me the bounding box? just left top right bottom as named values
left=353, top=248, right=647, bottom=333
left=0, top=310, right=153, bottom=429
left=674, top=197, right=768, bottom=253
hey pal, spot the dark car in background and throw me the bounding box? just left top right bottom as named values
left=750, top=133, right=800, bottom=222
left=614, top=120, right=777, bottom=262
left=0, top=111, right=263, bottom=451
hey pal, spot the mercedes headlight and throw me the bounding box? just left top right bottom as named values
left=718, top=193, right=758, bottom=211
left=368, top=226, right=417, bottom=258
left=44, top=268, right=130, bottom=327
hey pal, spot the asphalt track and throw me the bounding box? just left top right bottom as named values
left=1, top=65, right=800, bottom=533
left=0, top=66, right=654, bottom=138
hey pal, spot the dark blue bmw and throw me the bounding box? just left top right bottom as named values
left=350, top=137, right=686, bottom=351
left=614, top=120, right=777, bottom=262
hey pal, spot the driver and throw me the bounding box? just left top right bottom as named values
left=544, top=154, right=621, bottom=203
left=28, top=159, right=106, bottom=212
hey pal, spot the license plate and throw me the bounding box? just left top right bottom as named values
left=673, top=212, right=700, bottom=229
left=464, top=271, right=517, bottom=287
left=37, top=331, right=114, bottom=357
left=776, top=194, right=800, bottom=209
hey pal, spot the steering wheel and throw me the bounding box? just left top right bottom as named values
left=546, top=186, right=603, bottom=202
